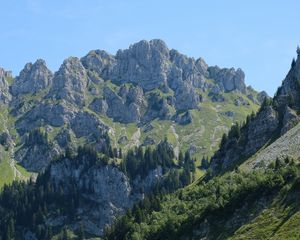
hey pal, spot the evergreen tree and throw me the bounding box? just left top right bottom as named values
left=201, top=156, right=209, bottom=169
left=62, top=227, right=69, bottom=240
left=178, top=151, right=184, bottom=167
left=220, top=133, right=228, bottom=148
left=78, top=224, right=85, bottom=240
left=291, top=58, right=296, bottom=68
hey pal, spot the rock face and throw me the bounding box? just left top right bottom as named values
left=15, top=102, right=77, bottom=134
left=49, top=57, right=88, bottom=106
left=143, top=92, right=173, bottom=122
left=174, top=83, right=201, bottom=111
left=104, top=85, right=147, bottom=123
left=274, top=51, right=300, bottom=110
left=0, top=68, right=11, bottom=103
left=211, top=105, right=279, bottom=173
left=48, top=158, right=163, bottom=236
left=89, top=98, right=108, bottom=115
left=175, top=111, right=193, bottom=125
left=80, top=39, right=259, bottom=116
left=208, top=66, right=246, bottom=93
left=49, top=160, right=133, bottom=235
left=81, top=50, right=116, bottom=81
left=15, top=141, right=60, bottom=172
left=257, top=91, right=269, bottom=104
left=111, top=39, right=170, bottom=91
left=70, top=111, right=108, bottom=140
left=245, top=106, right=279, bottom=156
left=248, top=122, right=300, bottom=169
left=11, top=59, right=53, bottom=95
left=0, top=131, right=13, bottom=148
left=280, top=106, right=300, bottom=135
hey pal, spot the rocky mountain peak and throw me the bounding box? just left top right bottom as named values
left=208, top=66, right=246, bottom=93
left=0, top=67, right=12, bottom=79
left=126, top=39, right=170, bottom=60
left=11, top=59, right=53, bottom=96
left=81, top=50, right=116, bottom=81
left=49, top=57, right=88, bottom=105
left=196, top=57, right=209, bottom=76
left=257, top=91, right=269, bottom=103
left=0, top=67, right=12, bottom=103
left=112, top=39, right=170, bottom=90
left=274, top=48, right=300, bottom=111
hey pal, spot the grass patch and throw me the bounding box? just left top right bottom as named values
left=0, top=147, right=14, bottom=189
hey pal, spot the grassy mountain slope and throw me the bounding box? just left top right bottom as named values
left=0, top=103, right=30, bottom=188
left=242, top=122, right=300, bottom=170
left=104, top=159, right=300, bottom=240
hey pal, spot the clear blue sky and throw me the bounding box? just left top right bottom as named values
left=0, top=0, right=299, bottom=95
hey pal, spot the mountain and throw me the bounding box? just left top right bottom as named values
left=0, top=39, right=262, bottom=182
left=103, top=48, right=300, bottom=240
left=0, top=39, right=266, bottom=239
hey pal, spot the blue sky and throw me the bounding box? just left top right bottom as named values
left=0, top=0, right=299, bottom=95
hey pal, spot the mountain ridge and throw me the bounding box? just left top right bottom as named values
left=0, top=39, right=268, bottom=239
left=0, top=39, right=262, bottom=175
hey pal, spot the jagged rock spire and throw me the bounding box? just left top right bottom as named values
left=11, top=59, right=53, bottom=96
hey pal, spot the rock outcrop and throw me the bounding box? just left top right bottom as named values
left=49, top=57, right=88, bottom=106
left=15, top=102, right=77, bottom=134
left=174, top=111, right=193, bottom=125
left=257, top=91, right=269, bottom=103
left=208, top=66, right=246, bottom=93
left=111, top=39, right=170, bottom=91
left=15, top=141, right=60, bottom=172
left=89, top=98, right=108, bottom=115
left=48, top=157, right=163, bottom=236
left=0, top=68, right=11, bottom=103
left=70, top=111, right=108, bottom=140
left=79, top=39, right=260, bottom=116
left=280, top=106, right=300, bottom=135
left=11, top=59, right=53, bottom=96
left=245, top=106, right=279, bottom=156
left=81, top=50, right=116, bottom=81
left=104, top=85, right=147, bottom=123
